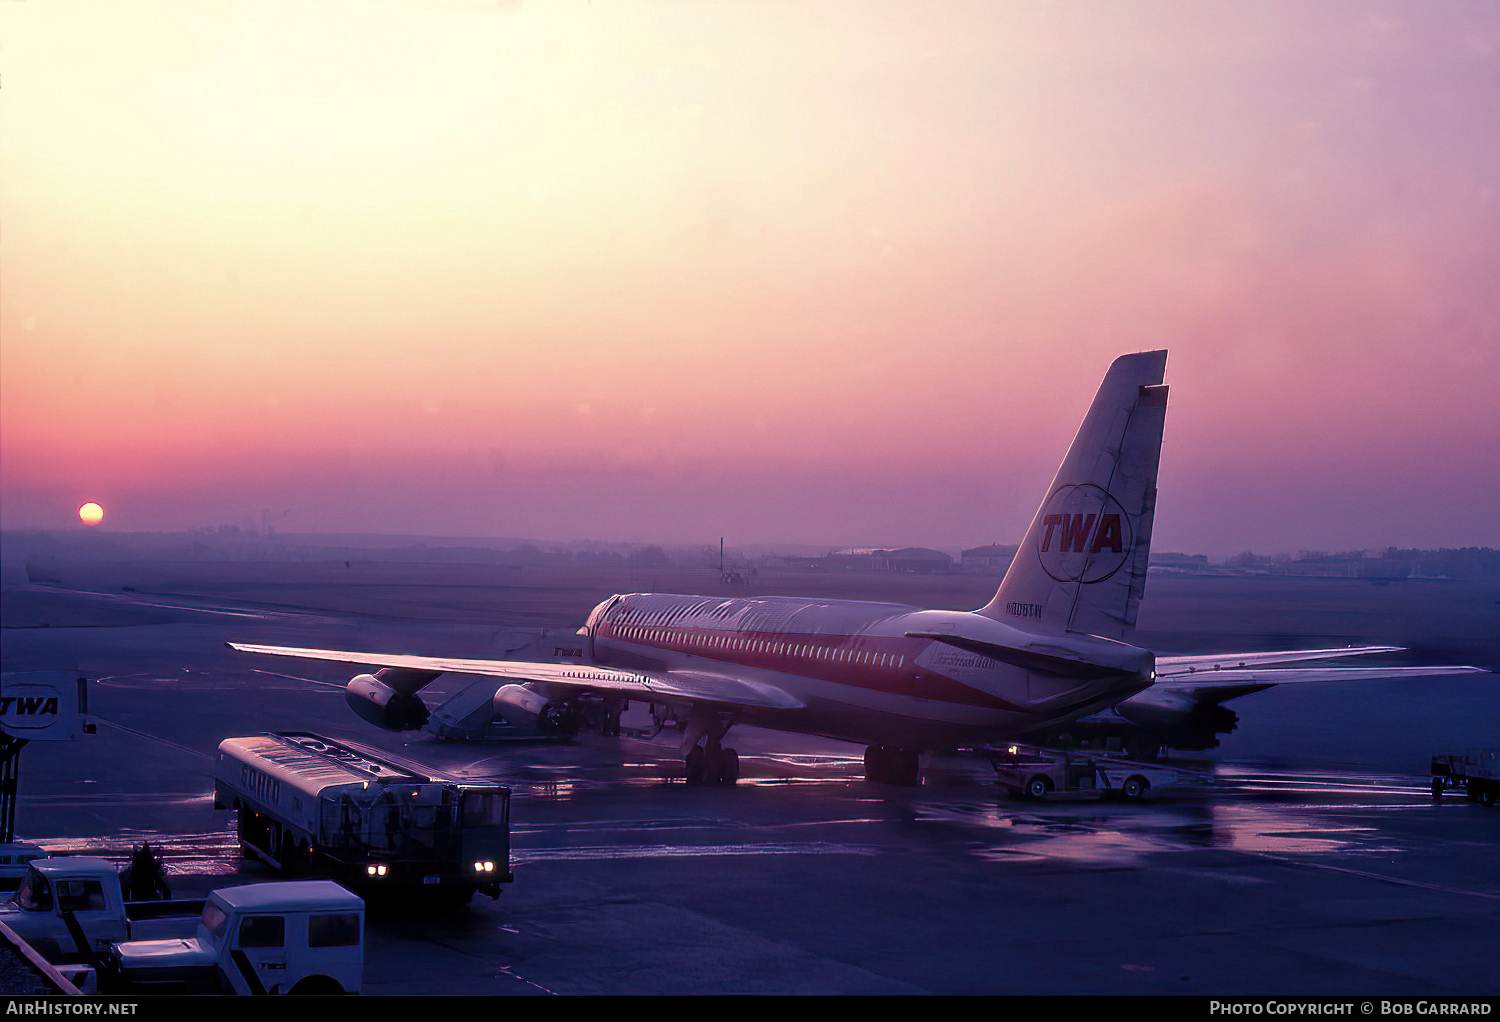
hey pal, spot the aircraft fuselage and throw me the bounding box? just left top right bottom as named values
left=583, top=591, right=1154, bottom=749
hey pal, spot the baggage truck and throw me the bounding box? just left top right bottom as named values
left=1431, top=750, right=1499, bottom=805
left=991, top=744, right=1201, bottom=801
left=214, top=731, right=512, bottom=902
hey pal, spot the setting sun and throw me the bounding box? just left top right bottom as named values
left=78, top=502, right=104, bottom=526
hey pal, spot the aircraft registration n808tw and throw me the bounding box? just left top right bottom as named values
left=231, top=351, right=1483, bottom=786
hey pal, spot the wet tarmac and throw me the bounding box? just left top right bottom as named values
left=2, top=556, right=1498, bottom=996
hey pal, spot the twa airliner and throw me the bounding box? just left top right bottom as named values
left=232, top=351, right=1480, bottom=785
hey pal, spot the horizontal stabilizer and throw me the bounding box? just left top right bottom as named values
left=904, top=631, right=1142, bottom=682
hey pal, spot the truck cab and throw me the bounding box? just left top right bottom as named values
left=105, top=880, right=364, bottom=995
left=0, top=842, right=47, bottom=892
left=0, top=857, right=200, bottom=962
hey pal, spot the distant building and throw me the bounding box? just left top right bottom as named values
left=1290, top=552, right=1410, bottom=579
left=961, top=544, right=1018, bottom=572
left=1149, top=552, right=1209, bottom=571
left=826, top=547, right=954, bottom=572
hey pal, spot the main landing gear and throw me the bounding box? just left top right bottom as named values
left=863, top=744, right=921, bottom=786
left=681, top=708, right=740, bottom=786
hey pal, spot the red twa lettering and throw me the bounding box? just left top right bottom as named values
left=1040, top=514, right=1062, bottom=551
left=1090, top=514, right=1123, bottom=553
left=1039, top=512, right=1125, bottom=554
left=1058, top=514, right=1096, bottom=553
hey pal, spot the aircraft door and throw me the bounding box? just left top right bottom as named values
left=227, top=913, right=289, bottom=994
left=54, top=877, right=117, bottom=954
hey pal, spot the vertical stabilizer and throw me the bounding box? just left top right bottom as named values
left=979, top=350, right=1168, bottom=639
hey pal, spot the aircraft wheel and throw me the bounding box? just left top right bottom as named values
left=1431, top=777, right=1445, bottom=799
left=865, top=746, right=919, bottom=785
left=1025, top=775, right=1052, bottom=801
left=1121, top=775, right=1150, bottom=800
left=685, top=747, right=708, bottom=786
left=893, top=748, right=921, bottom=787
left=1480, top=787, right=1497, bottom=807
left=715, top=748, right=740, bottom=786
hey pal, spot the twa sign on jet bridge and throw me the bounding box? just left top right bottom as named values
left=0, top=672, right=91, bottom=742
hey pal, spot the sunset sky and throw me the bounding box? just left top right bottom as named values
left=3, top=1, right=1497, bottom=556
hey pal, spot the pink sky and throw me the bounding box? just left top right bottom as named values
left=3, top=1, right=1497, bottom=556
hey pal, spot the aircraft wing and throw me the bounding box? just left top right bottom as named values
left=1148, top=645, right=1486, bottom=701
left=226, top=642, right=805, bottom=712
left=1088, top=645, right=1490, bottom=750
left=1156, top=645, right=1403, bottom=675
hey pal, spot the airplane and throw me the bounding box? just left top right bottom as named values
left=230, top=350, right=1484, bottom=785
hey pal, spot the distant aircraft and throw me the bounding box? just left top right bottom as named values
left=231, top=351, right=1482, bottom=784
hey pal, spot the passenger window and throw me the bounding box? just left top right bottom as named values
left=309, top=913, right=361, bottom=948
left=238, top=915, right=285, bottom=948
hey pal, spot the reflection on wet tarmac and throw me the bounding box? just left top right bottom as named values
left=516, top=816, right=746, bottom=835
left=903, top=764, right=1475, bottom=866
left=513, top=841, right=880, bottom=863
left=20, top=829, right=239, bottom=875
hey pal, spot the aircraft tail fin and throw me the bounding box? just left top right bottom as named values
left=979, top=350, right=1168, bottom=639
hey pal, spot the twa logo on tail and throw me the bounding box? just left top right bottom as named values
left=1036, top=484, right=1132, bottom=583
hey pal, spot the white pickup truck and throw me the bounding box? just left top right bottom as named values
left=102, top=880, right=364, bottom=995
left=0, top=841, right=46, bottom=892
left=0, top=857, right=204, bottom=963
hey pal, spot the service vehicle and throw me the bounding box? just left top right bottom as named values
left=102, top=880, right=363, bottom=995
left=0, top=857, right=204, bottom=963
left=0, top=841, right=46, bottom=892
left=991, top=744, right=1201, bottom=801
left=1431, top=750, right=1499, bottom=805
left=215, top=731, right=512, bottom=901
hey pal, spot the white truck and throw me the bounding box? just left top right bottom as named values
left=0, top=841, right=46, bottom=892
left=0, top=857, right=204, bottom=964
left=101, top=880, right=364, bottom=995
left=991, top=744, right=1202, bottom=801
left=215, top=731, right=512, bottom=903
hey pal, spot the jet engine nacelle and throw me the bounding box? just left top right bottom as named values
left=493, top=684, right=576, bottom=735
left=346, top=673, right=430, bottom=731
left=1112, top=691, right=1240, bottom=751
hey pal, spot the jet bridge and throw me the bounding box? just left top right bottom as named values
left=1, top=672, right=93, bottom=844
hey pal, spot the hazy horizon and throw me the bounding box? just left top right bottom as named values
left=4, top=2, right=1497, bottom=558
left=5, top=523, right=1495, bottom=565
